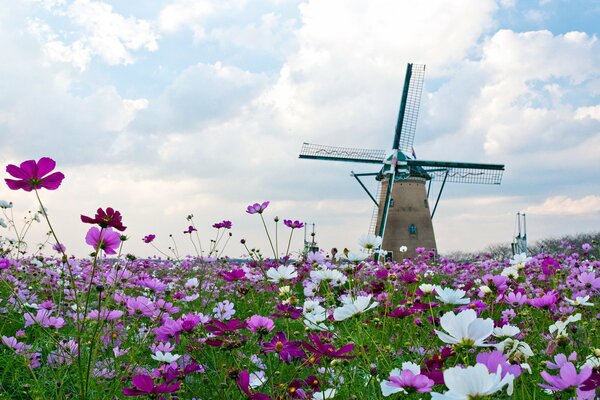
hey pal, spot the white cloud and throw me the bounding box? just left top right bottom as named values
left=526, top=195, right=600, bottom=215
left=27, top=0, right=158, bottom=70
left=575, top=105, right=600, bottom=120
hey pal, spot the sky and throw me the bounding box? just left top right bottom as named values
left=0, top=0, right=599, bottom=258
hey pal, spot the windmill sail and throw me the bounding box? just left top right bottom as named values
left=393, top=64, right=426, bottom=153
left=407, top=159, right=504, bottom=184
left=299, top=142, right=386, bottom=164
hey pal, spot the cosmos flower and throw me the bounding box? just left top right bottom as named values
left=431, top=364, right=515, bottom=399
left=0, top=258, right=10, bottom=270
left=261, top=332, right=305, bottom=364
left=302, top=333, right=355, bottom=362
left=266, top=265, right=298, bottom=283
left=380, top=362, right=435, bottom=396
left=81, top=207, right=127, bottom=231
left=52, top=242, right=66, bottom=253
left=5, top=157, right=65, bottom=192
left=85, top=227, right=121, bottom=255
left=312, top=389, right=336, bottom=400
left=358, top=234, right=382, bottom=250
left=343, top=251, right=369, bottom=263
left=540, top=362, right=593, bottom=394
left=247, top=315, right=275, bottom=334
left=433, top=286, right=471, bottom=305
left=236, top=370, right=271, bottom=400
left=434, top=309, right=494, bottom=347
left=142, top=234, right=156, bottom=243
left=565, top=296, right=594, bottom=307
left=183, top=225, right=197, bottom=234
left=283, top=219, right=304, bottom=229
left=122, top=374, right=181, bottom=396
left=246, top=201, right=270, bottom=214
left=150, top=351, right=181, bottom=363
left=333, top=295, right=378, bottom=321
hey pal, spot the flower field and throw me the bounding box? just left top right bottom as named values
left=0, top=158, right=599, bottom=399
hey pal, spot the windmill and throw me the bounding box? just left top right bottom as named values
left=298, top=63, right=505, bottom=259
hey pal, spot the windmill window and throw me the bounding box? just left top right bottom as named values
left=390, top=199, right=395, bottom=207
left=409, top=224, right=417, bottom=235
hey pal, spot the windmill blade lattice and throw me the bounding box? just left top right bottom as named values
left=299, top=142, right=386, bottom=164
left=408, top=159, right=504, bottom=184
left=395, top=64, right=426, bottom=154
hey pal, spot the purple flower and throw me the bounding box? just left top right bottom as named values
left=52, top=243, right=66, bottom=253
left=546, top=352, right=578, bottom=370
left=302, top=333, right=355, bottom=363
left=85, top=227, right=121, bottom=255
left=247, top=315, right=275, bottom=334
left=271, top=303, right=302, bottom=320
left=183, top=225, right=197, bottom=234
left=381, top=366, right=435, bottom=395
left=237, top=370, right=271, bottom=400
left=283, top=219, right=304, bottom=229
left=582, top=243, right=592, bottom=253
left=143, top=234, right=156, bottom=243
left=5, top=157, right=65, bottom=192
left=261, top=332, right=305, bottom=364
left=246, top=201, right=270, bottom=214
left=122, top=374, right=181, bottom=396
left=540, top=362, right=592, bottom=392
left=0, top=258, right=10, bottom=270
left=476, top=350, right=521, bottom=378
left=213, top=300, right=236, bottom=320
left=222, top=268, right=246, bottom=282
left=212, top=220, right=233, bottom=229
left=81, top=207, right=127, bottom=231
left=529, top=292, right=558, bottom=308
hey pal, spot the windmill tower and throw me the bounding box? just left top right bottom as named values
left=299, top=63, right=505, bottom=259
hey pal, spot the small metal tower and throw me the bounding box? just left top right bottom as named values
left=511, top=212, right=528, bottom=255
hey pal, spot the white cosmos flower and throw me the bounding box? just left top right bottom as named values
left=510, top=253, right=531, bottom=269
left=492, top=324, right=520, bottom=338
left=399, top=245, right=408, bottom=252
left=358, top=234, right=383, bottom=250
left=184, top=277, right=199, bottom=289
left=313, top=388, right=336, bottom=400
left=419, top=283, right=435, bottom=293
left=501, top=266, right=519, bottom=279
left=431, top=364, right=515, bottom=399
left=434, top=286, right=470, bottom=305
left=0, top=200, right=12, bottom=209
left=151, top=351, right=181, bottom=363
left=549, top=313, right=581, bottom=337
left=333, top=295, right=379, bottom=321
left=434, top=309, right=493, bottom=347
left=565, top=296, right=593, bottom=306
left=344, top=251, right=369, bottom=262
left=310, top=268, right=347, bottom=286
left=495, top=338, right=534, bottom=359
left=249, top=371, right=267, bottom=389
left=0, top=218, right=6, bottom=228
left=266, top=265, right=298, bottom=282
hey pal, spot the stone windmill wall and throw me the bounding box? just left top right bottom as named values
left=375, top=177, right=437, bottom=259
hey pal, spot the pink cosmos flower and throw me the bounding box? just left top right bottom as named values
left=261, top=332, right=305, bottom=364
left=247, top=315, right=275, bottom=334
left=0, top=258, right=10, bottom=270
left=142, top=234, right=156, bottom=243
left=237, top=370, right=271, bottom=400
left=122, top=374, right=181, bottom=397
left=81, top=207, right=127, bottom=231
left=52, top=243, right=66, bottom=253
left=24, top=309, right=65, bottom=329
left=380, top=363, right=435, bottom=395
left=246, top=201, right=270, bottom=214
left=5, top=157, right=64, bottom=192
left=283, top=219, right=304, bottom=229
left=476, top=350, right=521, bottom=378
left=212, top=220, right=233, bottom=229
left=85, top=227, right=121, bottom=255
left=87, top=309, right=123, bottom=321
left=222, top=268, right=246, bottom=282
left=540, top=362, right=593, bottom=394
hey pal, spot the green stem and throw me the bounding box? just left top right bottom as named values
left=259, top=214, right=277, bottom=265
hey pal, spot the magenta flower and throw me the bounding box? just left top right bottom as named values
left=5, top=157, right=64, bottom=192
left=183, top=225, right=197, bottom=234
left=81, top=207, right=127, bottom=231
left=283, top=219, right=304, bottom=229
left=529, top=292, right=558, bottom=308
left=0, top=258, right=10, bottom=270
left=85, top=227, right=121, bottom=255
left=381, top=366, right=435, bottom=395
left=24, top=309, right=65, bottom=329
left=246, top=201, right=270, bottom=214
left=222, top=268, right=246, bottom=282
left=540, top=362, right=592, bottom=392
left=271, top=303, right=303, bottom=320
left=143, top=234, right=156, bottom=243
left=247, top=315, right=275, bottom=334
left=261, top=332, right=305, bottom=364
left=122, top=374, right=181, bottom=396
left=87, top=309, right=123, bottom=321
left=212, top=220, right=233, bottom=229
left=302, top=333, right=355, bottom=363
left=237, top=370, right=271, bottom=400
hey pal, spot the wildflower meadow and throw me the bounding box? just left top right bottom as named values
left=0, top=157, right=599, bottom=399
